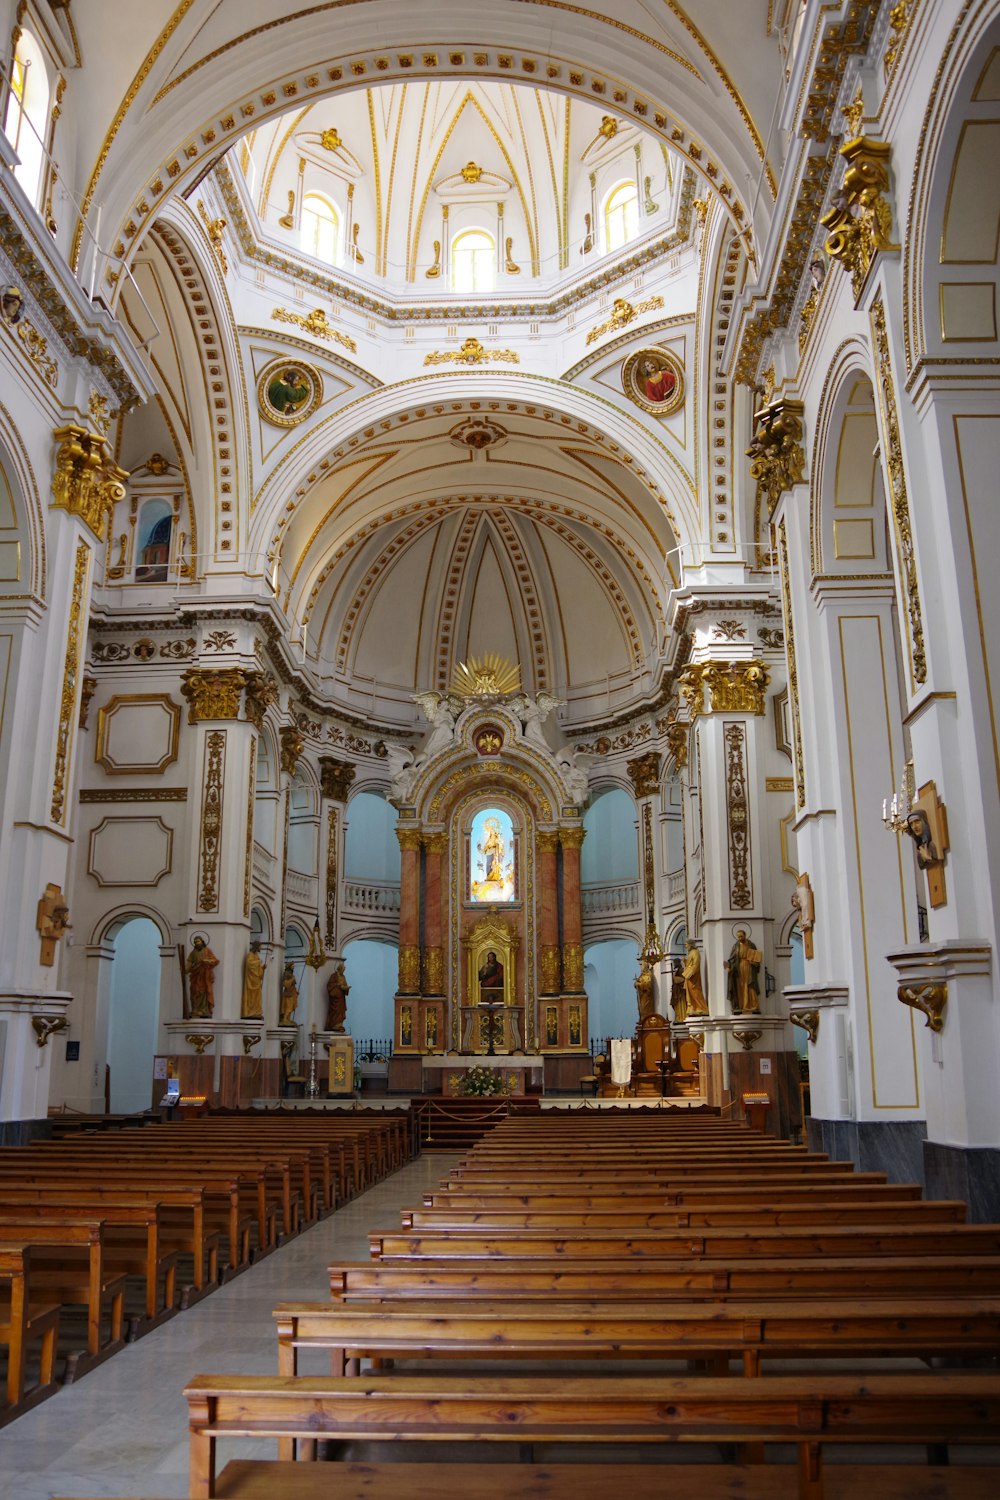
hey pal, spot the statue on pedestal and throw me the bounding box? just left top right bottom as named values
left=241, top=942, right=265, bottom=1019
left=682, top=941, right=709, bottom=1016
left=634, top=959, right=656, bottom=1021
left=325, top=963, right=350, bottom=1032
left=187, top=936, right=219, bottom=1019
left=279, top=963, right=299, bottom=1026
left=725, top=930, right=762, bottom=1014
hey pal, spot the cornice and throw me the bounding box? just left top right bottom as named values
left=216, top=159, right=698, bottom=327
left=0, top=179, right=152, bottom=412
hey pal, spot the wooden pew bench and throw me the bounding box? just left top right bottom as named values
left=183, top=1370, right=1000, bottom=1500
left=273, top=1295, right=1000, bottom=1377
left=367, top=1222, right=1000, bottom=1261
left=0, top=1245, right=60, bottom=1413
left=0, top=1224, right=126, bottom=1376
left=329, top=1253, right=1000, bottom=1302
left=423, top=1178, right=924, bottom=1210
left=400, top=1200, right=967, bottom=1230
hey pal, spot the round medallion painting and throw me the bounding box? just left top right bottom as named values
left=256, top=358, right=323, bottom=426
left=622, top=347, right=685, bottom=417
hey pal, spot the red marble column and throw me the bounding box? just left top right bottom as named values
left=559, top=826, right=586, bottom=992
left=422, top=832, right=447, bottom=996
left=396, top=827, right=422, bottom=994
left=537, top=830, right=561, bottom=994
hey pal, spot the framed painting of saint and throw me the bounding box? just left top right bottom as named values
left=622, top=346, right=685, bottom=417
left=256, top=357, right=323, bottom=426
left=469, top=807, right=517, bottom=903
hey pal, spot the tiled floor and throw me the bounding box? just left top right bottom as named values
left=0, top=1152, right=458, bottom=1500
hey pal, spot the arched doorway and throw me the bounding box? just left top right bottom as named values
left=107, top=916, right=162, bottom=1113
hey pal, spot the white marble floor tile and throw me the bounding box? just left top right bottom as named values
left=0, top=1153, right=456, bottom=1500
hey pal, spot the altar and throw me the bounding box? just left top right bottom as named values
left=420, top=1053, right=543, bottom=1097
left=389, top=679, right=590, bottom=1094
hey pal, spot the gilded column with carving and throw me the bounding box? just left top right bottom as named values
left=319, top=757, right=355, bottom=955
left=537, top=829, right=561, bottom=995
left=396, top=828, right=423, bottom=995
left=559, top=826, right=586, bottom=992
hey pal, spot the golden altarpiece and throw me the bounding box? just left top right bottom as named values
left=386, top=683, right=590, bottom=1095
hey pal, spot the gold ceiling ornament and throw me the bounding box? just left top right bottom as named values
left=271, top=306, right=357, bottom=353
left=448, top=415, right=508, bottom=452
left=88, top=391, right=115, bottom=436
left=746, top=398, right=806, bottom=520
left=51, top=424, right=128, bottom=542
left=883, top=0, right=912, bottom=76
left=452, top=655, right=522, bottom=699
left=460, top=160, right=484, bottom=183
left=424, top=336, right=519, bottom=367
left=820, top=136, right=898, bottom=302
left=598, top=115, right=619, bottom=141
left=842, top=85, right=865, bottom=140
left=585, top=294, right=664, bottom=346
left=320, top=127, right=343, bottom=152
left=196, top=200, right=228, bottom=274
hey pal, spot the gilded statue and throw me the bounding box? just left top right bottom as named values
left=279, top=963, right=299, bottom=1026
left=634, top=959, right=655, bottom=1021
left=325, top=963, right=350, bottom=1032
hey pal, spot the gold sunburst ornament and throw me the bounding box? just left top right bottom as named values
left=452, top=655, right=521, bottom=699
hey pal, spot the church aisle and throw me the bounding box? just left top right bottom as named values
left=0, top=1152, right=457, bottom=1500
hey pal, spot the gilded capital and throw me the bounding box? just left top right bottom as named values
left=559, top=827, right=586, bottom=850
left=821, top=136, right=898, bottom=302
left=279, top=724, right=305, bottom=775
left=52, top=424, right=128, bottom=542
left=746, top=399, right=806, bottom=519
left=626, top=751, right=661, bottom=799
left=679, top=663, right=709, bottom=719
left=396, top=827, right=424, bottom=852
left=704, top=660, right=771, bottom=715
left=422, top=832, right=449, bottom=855
left=180, top=668, right=247, bottom=723
left=536, top=830, right=560, bottom=855
left=319, top=756, right=356, bottom=801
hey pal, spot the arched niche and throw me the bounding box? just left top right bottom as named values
left=812, top=364, right=890, bottom=580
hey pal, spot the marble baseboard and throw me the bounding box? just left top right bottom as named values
left=806, top=1116, right=927, bottom=1187
left=0, top=1117, right=54, bottom=1145
left=923, top=1140, right=1000, bottom=1224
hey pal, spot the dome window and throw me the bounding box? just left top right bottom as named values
left=452, top=229, right=495, bottom=294
left=604, top=181, right=639, bottom=252
left=301, top=193, right=341, bottom=264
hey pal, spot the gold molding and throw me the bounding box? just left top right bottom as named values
left=821, top=136, right=899, bottom=303
left=424, top=337, right=519, bottom=367
left=197, top=730, right=226, bottom=913
left=79, top=787, right=188, bottom=802
left=94, top=693, right=181, bottom=776
left=243, top=736, right=256, bottom=919
left=777, top=520, right=806, bottom=809
left=50, top=542, right=90, bottom=825
left=271, top=305, right=357, bottom=352
left=587, top=295, right=664, bottom=347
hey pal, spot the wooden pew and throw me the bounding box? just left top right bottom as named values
left=183, top=1370, right=1000, bottom=1500
left=273, top=1295, right=1000, bottom=1377
left=368, top=1222, right=1000, bottom=1260
left=328, top=1254, right=1000, bottom=1301
left=0, top=1223, right=126, bottom=1371
left=423, top=1179, right=926, bottom=1209
left=0, top=1245, right=60, bottom=1413
left=400, top=1200, right=967, bottom=1229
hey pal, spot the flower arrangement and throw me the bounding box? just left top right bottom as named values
left=460, top=1065, right=507, bottom=1097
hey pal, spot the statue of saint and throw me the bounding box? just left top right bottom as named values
left=279, top=963, right=299, bottom=1026
left=325, top=964, right=350, bottom=1032
left=725, top=930, right=762, bottom=1014
left=478, top=950, right=504, bottom=1002
left=634, top=960, right=655, bottom=1021
left=669, top=960, right=687, bottom=1024
left=187, top=936, right=219, bottom=1019
left=241, top=942, right=265, bottom=1019
left=682, top=941, right=709, bottom=1016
